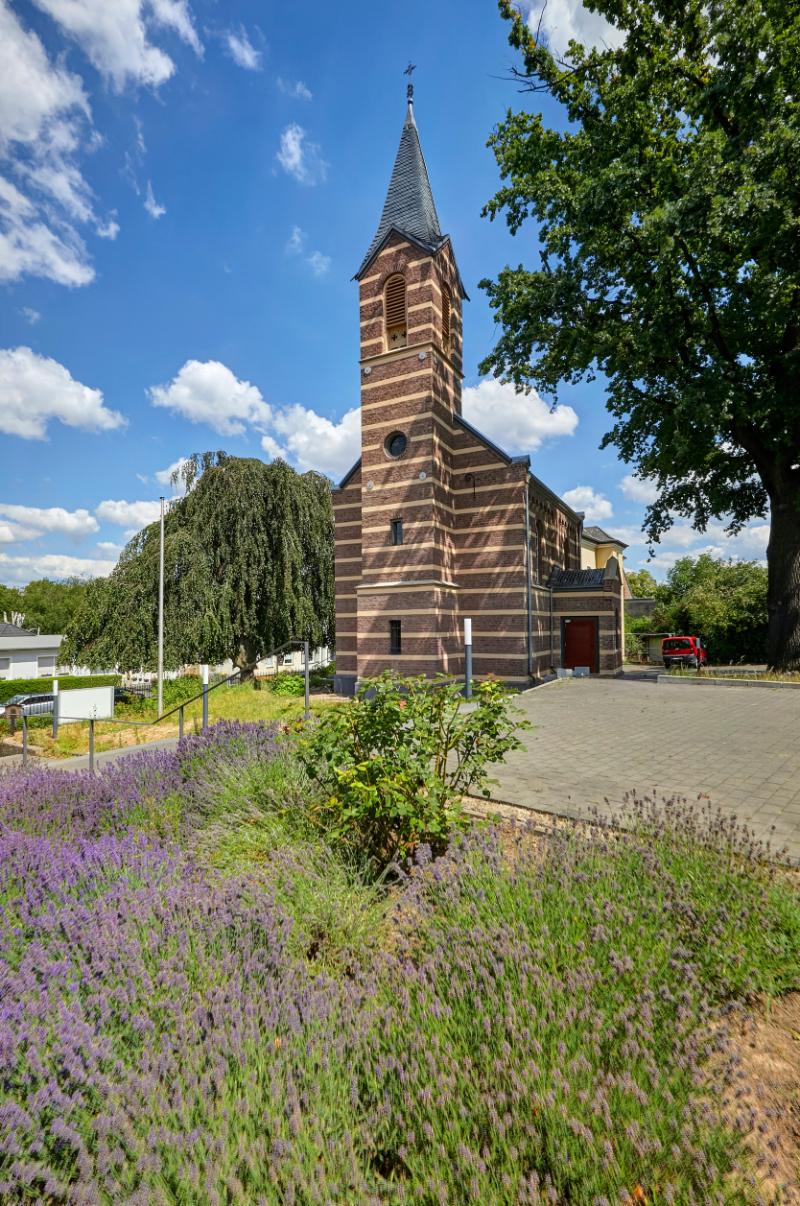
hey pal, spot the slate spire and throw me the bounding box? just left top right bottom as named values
left=355, top=86, right=444, bottom=278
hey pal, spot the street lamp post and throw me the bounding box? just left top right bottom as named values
left=157, top=495, right=165, bottom=717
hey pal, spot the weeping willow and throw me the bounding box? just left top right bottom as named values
left=63, top=454, right=334, bottom=673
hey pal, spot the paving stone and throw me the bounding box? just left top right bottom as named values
left=491, top=677, right=800, bottom=863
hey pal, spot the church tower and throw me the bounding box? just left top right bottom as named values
left=332, top=83, right=469, bottom=692
left=332, top=82, right=623, bottom=694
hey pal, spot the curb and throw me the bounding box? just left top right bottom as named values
left=657, top=674, right=800, bottom=691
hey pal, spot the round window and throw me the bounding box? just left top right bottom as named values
left=385, top=431, right=408, bottom=459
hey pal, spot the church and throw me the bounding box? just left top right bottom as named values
left=332, top=85, right=625, bottom=695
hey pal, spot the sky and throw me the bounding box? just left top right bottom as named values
left=0, top=0, right=770, bottom=588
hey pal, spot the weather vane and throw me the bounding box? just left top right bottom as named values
left=404, top=61, right=416, bottom=101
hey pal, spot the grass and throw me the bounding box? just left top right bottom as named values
left=667, top=666, right=800, bottom=682
left=0, top=726, right=798, bottom=1200
left=2, top=682, right=342, bottom=758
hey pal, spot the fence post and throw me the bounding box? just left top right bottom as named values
left=52, top=677, right=59, bottom=739
left=202, top=665, right=209, bottom=731
left=304, top=641, right=310, bottom=721
left=89, top=718, right=95, bottom=774
left=178, top=706, right=184, bottom=741
left=464, top=617, right=473, bottom=700
left=22, top=716, right=28, bottom=767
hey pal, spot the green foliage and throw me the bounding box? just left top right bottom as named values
left=625, top=568, right=658, bottom=599
left=624, top=631, right=645, bottom=661
left=62, top=453, right=335, bottom=673
left=299, top=672, right=527, bottom=871
left=652, top=553, right=768, bottom=662
left=269, top=672, right=305, bottom=696
left=482, top=0, right=800, bottom=668
left=0, top=674, right=119, bottom=704
left=0, top=578, right=91, bottom=636
left=192, top=759, right=389, bottom=968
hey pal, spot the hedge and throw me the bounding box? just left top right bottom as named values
left=0, top=675, right=120, bottom=705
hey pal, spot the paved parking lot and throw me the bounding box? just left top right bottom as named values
left=491, top=677, right=800, bottom=862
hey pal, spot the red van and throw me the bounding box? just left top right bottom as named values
left=661, top=635, right=708, bottom=669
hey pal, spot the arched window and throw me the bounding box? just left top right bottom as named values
left=441, top=283, right=452, bottom=352
left=384, top=274, right=407, bottom=348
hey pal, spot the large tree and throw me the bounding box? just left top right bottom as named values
left=651, top=553, right=768, bottom=663
left=63, top=454, right=334, bottom=673
left=481, top=0, right=800, bottom=668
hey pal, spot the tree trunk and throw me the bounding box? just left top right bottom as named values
left=233, top=637, right=259, bottom=683
left=766, top=496, right=800, bottom=670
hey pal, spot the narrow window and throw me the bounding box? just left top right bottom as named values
left=389, top=619, right=402, bottom=655
left=385, top=274, right=407, bottom=348
left=391, top=518, right=403, bottom=546
left=441, top=283, right=451, bottom=351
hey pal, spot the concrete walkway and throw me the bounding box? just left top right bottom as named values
left=491, top=676, right=800, bottom=862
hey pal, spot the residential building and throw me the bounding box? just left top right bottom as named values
left=0, top=619, right=63, bottom=680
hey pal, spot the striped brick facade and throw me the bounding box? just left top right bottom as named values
left=332, top=93, right=623, bottom=693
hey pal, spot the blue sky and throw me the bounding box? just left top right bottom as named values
left=0, top=0, right=769, bottom=587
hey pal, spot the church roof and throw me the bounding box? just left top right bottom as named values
left=582, top=525, right=628, bottom=549
left=549, top=568, right=607, bottom=591
left=355, top=89, right=448, bottom=280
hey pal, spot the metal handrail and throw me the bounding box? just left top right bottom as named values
left=19, top=638, right=318, bottom=772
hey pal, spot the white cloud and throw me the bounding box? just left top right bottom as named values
left=0, top=3, right=89, bottom=146
left=96, top=540, right=122, bottom=554
left=149, top=0, right=202, bottom=57
left=148, top=359, right=272, bottom=435
left=0, top=503, right=98, bottom=539
left=306, top=249, right=331, bottom=277
left=562, top=485, right=613, bottom=521
left=0, top=521, right=40, bottom=543
left=30, top=0, right=201, bottom=91
left=286, top=226, right=330, bottom=275
left=622, top=520, right=770, bottom=576
left=95, top=498, right=162, bottom=534
left=620, top=473, right=659, bottom=505
left=277, top=77, right=311, bottom=100
left=154, top=455, right=191, bottom=493
left=0, top=551, right=115, bottom=584
left=526, top=0, right=625, bottom=59
left=143, top=180, right=166, bottom=219
left=276, top=123, right=328, bottom=185
left=0, top=346, right=126, bottom=440
left=97, top=213, right=120, bottom=239
left=286, top=224, right=305, bottom=254
left=271, top=405, right=360, bottom=479
left=462, top=378, right=578, bottom=453
left=260, top=434, right=287, bottom=461
left=0, top=4, right=96, bottom=287
left=20, top=307, right=41, bottom=324
left=225, top=27, right=261, bottom=71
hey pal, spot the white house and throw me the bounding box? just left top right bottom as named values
left=0, top=619, right=63, bottom=681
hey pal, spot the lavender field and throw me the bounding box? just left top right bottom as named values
left=1, top=721, right=798, bottom=1203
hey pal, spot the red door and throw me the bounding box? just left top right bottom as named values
left=563, top=618, right=598, bottom=673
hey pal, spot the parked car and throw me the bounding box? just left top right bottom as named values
left=0, top=692, right=56, bottom=718
left=661, top=635, right=708, bottom=669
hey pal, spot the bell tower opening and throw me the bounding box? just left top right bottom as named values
left=384, top=274, right=407, bottom=348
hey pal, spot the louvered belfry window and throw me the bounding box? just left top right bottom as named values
left=385, top=274, right=407, bottom=347
left=442, top=283, right=452, bottom=351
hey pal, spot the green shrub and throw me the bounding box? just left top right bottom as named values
left=299, top=672, right=527, bottom=871
left=270, top=672, right=305, bottom=696
left=0, top=674, right=119, bottom=704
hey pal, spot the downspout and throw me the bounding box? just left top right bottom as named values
left=549, top=580, right=555, bottom=669
left=524, top=478, right=533, bottom=677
